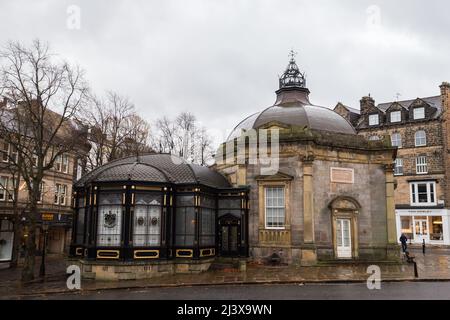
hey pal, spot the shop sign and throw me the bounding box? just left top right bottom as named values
left=41, top=213, right=54, bottom=221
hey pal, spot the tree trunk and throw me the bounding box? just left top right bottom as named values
left=10, top=175, right=22, bottom=268
left=21, top=206, right=37, bottom=282
left=10, top=216, right=22, bottom=268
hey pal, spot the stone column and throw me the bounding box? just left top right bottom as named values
left=301, top=155, right=317, bottom=265
left=385, top=163, right=396, bottom=244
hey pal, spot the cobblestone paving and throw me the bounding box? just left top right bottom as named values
left=0, top=248, right=449, bottom=298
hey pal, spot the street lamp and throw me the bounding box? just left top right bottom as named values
left=39, top=223, right=49, bottom=278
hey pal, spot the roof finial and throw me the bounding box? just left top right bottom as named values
left=289, top=49, right=298, bottom=62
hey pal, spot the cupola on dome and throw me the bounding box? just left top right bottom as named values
left=228, top=51, right=356, bottom=140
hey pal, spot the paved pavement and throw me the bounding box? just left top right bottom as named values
left=0, top=248, right=449, bottom=299
left=19, top=282, right=450, bottom=300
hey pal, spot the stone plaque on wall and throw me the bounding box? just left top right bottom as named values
left=330, top=167, right=354, bottom=184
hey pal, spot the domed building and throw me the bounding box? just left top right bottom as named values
left=216, top=53, right=399, bottom=265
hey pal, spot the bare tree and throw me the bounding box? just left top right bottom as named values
left=195, top=126, right=214, bottom=166
left=152, top=112, right=214, bottom=165
left=153, top=116, right=177, bottom=154
left=79, top=92, right=153, bottom=171
left=0, top=40, right=89, bottom=282
left=105, top=91, right=135, bottom=162
left=116, top=113, right=152, bottom=159
left=79, top=95, right=110, bottom=170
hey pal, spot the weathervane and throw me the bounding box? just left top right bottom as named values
left=288, top=49, right=298, bottom=62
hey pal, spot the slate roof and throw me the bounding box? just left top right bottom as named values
left=376, top=96, right=442, bottom=118
left=75, top=153, right=231, bottom=189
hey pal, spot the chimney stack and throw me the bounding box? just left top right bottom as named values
left=440, top=82, right=450, bottom=112
left=360, top=95, right=375, bottom=115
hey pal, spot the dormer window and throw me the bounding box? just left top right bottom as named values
left=369, top=114, right=379, bottom=126
left=413, top=107, right=425, bottom=120
left=390, top=111, right=401, bottom=123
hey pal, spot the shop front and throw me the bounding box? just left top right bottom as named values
left=396, top=209, right=450, bottom=245
left=38, top=212, right=72, bottom=255
left=0, top=216, right=14, bottom=263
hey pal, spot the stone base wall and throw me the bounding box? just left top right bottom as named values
left=69, top=258, right=214, bottom=281
left=250, top=245, right=401, bottom=265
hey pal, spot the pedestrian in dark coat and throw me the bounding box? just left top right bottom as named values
left=399, top=234, right=408, bottom=252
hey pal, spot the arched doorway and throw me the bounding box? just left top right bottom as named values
left=218, top=214, right=241, bottom=257
left=329, top=197, right=361, bottom=259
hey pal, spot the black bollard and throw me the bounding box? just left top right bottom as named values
left=413, top=261, right=419, bottom=278
left=422, top=239, right=426, bottom=254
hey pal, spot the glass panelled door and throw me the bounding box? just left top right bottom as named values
left=219, top=216, right=240, bottom=257
left=336, top=218, right=352, bottom=258
left=414, top=217, right=429, bottom=243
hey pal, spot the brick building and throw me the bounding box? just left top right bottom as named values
left=335, top=82, right=450, bottom=245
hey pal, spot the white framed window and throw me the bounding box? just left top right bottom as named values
left=391, top=133, right=402, bottom=148
left=55, top=155, right=69, bottom=173
left=390, top=111, right=401, bottom=123
left=416, top=156, right=428, bottom=174
left=1, top=143, right=8, bottom=162
left=265, top=187, right=285, bottom=229
left=37, top=182, right=44, bottom=203
left=0, top=176, right=7, bottom=201
left=1, top=143, right=18, bottom=163
left=369, top=114, right=379, bottom=126
left=415, top=130, right=427, bottom=147
left=0, top=177, right=14, bottom=202
left=369, top=135, right=380, bottom=141
left=54, top=184, right=67, bottom=205
left=410, top=181, right=436, bottom=206
left=394, top=158, right=403, bottom=176
left=413, top=107, right=425, bottom=120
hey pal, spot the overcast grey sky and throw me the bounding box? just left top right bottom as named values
left=1, top=0, right=449, bottom=145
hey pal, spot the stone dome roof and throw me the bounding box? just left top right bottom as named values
left=75, top=153, right=231, bottom=189
left=227, top=55, right=356, bottom=141
left=228, top=102, right=356, bottom=140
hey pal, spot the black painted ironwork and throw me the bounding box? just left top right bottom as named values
left=279, top=50, right=306, bottom=89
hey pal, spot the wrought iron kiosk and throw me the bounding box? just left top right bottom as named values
left=69, top=154, right=248, bottom=280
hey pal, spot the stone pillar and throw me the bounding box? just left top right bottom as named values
left=237, top=165, right=247, bottom=186
left=301, top=155, right=316, bottom=265
left=385, top=163, right=396, bottom=244
left=439, top=82, right=450, bottom=206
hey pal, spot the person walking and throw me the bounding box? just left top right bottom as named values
left=399, top=233, right=408, bottom=253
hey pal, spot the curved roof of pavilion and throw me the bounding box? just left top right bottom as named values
left=75, top=153, right=231, bottom=189
left=227, top=54, right=356, bottom=141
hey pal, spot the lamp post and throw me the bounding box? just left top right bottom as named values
left=39, top=223, right=49, bottom=278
